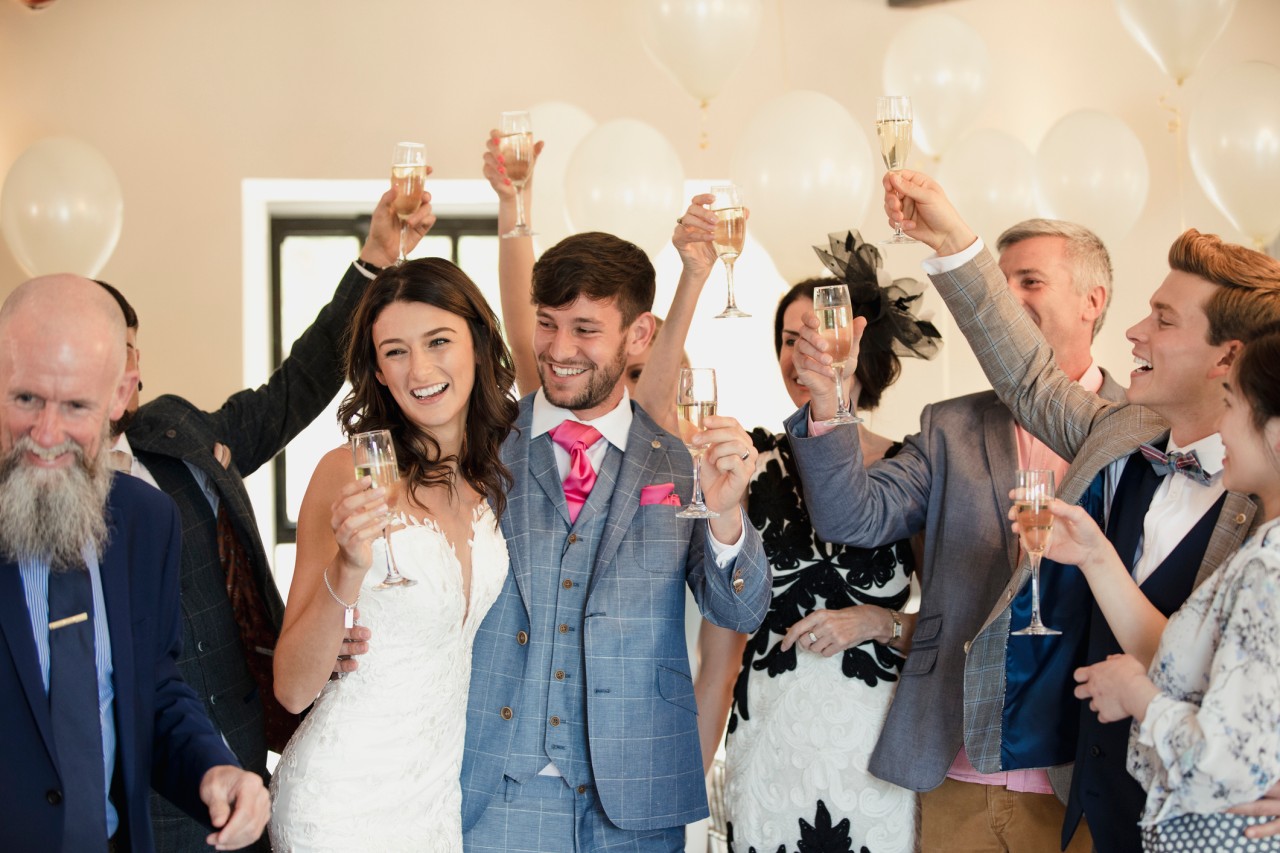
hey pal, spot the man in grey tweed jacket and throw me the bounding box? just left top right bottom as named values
left=872, top=170, right=1280, bottom=852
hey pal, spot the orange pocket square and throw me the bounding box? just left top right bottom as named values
left=640, top=483, right=681, bottom=506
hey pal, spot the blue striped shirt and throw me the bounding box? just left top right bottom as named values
left=18, top=548, right=119, bottom=838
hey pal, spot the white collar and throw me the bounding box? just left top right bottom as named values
left=1167, top=431, right=1226, bottom=479
left=111, top=432, right=134, bottom=458
left=531, top=388, right=632, bottom=452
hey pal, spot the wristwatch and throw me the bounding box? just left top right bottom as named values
left=888, top=610, right=903, bottom=646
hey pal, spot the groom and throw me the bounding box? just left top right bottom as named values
left=460, top=231, right=770, bottom=851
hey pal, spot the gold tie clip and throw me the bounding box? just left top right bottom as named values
left=49, top=612, right=89, bottom=631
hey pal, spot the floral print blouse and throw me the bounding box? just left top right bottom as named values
left=1129, top=517, right=1280, bottom=826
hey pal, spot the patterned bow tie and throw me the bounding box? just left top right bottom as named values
left=1138, top=443, right=1211, bottom=485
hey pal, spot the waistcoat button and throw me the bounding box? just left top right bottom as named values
left=500, top=706, right=513, bottom=720
left=516, top=631, right=528, bottom=645
left=549, top=716, right=560, bottom=727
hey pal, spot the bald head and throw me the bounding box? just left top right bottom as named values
left=0, top=275, right=129, bottom=373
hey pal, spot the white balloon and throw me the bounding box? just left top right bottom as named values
left=1035, top=111, right=1149, bottom=246
left=938, top=129, right=1038, bottom=246
left=883, top=12, right=991, bottom=159
left=1188, top=61, right=1280, bottom=248
left=1113, top=0, right=1237, bottom=85
left=1, top=136, right=123, bottom=278
left=732, top=91, right=874, bottom=282
left=632, top=0, right=764, bottom=104
left=527, top=101, right=596, bottom=252
left=564, top=119, right=685, bottom=259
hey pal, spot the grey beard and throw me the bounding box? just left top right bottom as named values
left=0, top=433, right=113, bottom=571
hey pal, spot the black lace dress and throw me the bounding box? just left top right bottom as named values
left=724, top=428, right=916, bottom=853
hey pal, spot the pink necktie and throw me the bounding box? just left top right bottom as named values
left=550, top=420, right=603, bottom=523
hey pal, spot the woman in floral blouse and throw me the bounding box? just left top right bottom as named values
left=1026, top=328, right=1280, bottom=851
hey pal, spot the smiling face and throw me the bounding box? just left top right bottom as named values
left=372, top=300, right=475, bottom=450
left=999, top=235, right=1103, bottom=378
left=777, top=296, right=813, bottom=409
left=534, top=295, right=652, bottom=419
left=1125, top=270, right=1239, bottom=443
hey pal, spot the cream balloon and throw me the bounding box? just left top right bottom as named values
left=1035, top=111, right=1149, bottom=246
left=1, top=136, right=124, bottom=278
left=527, top=101, right=596, bottom=252
left=1113, top=0, right=1237, bottom=85
left=1188, top=61, right=1280, bottom=248
left=938, top=129, right=1038, bottom=246
left=731, top=91, right=873, bottom=282
left=564, top=119, right=685, bottom=259
left=632, top=0, right=764, bottom=104
left=882, top=12, right=991, bottom=159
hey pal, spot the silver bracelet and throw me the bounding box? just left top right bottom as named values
left=323, top=566, right=360, bottom=629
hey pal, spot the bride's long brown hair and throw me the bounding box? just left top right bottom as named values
left=338, top=258, right=518, bottom=519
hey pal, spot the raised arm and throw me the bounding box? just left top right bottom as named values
left=484, top=130, right=544, bottom=396
left=632, top=195, right=719, bottom=433
left=273, top=447, right=391, bottom=713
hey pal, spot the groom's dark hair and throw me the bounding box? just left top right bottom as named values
left=532, top=232, right=655, bottom=328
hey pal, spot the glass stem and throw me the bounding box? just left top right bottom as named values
left=724, top=260, right=739, bottom=311
left=1028, top=554, right=1043, bottom=627
left=832, top=363, right=849, bottom=417
left=690, top=456, right=705, bottom=509
left=382, top=527, right=403, bottom=583
left=398, top=222, right=408, bottom=264
left=513, top=188, right=527, bottom=230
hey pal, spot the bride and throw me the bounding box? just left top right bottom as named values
left=269, top=258, right=519, bottom=851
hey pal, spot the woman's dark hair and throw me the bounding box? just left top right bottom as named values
left=1237, top=322, right=1280, bottom=432
left=773, top=278, right=901, bottom=411
left=337, top=258, right=518, bottom=520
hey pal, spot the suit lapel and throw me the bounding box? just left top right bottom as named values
left=0, top=563, right=57, bottom=762
left=100, top=493, right=138, bottom=803
left=1197, top=491, right=1257, bottom=588
left=982, top=400, right=1020, bottom=576
left=591, top=414, right=660, bottom=592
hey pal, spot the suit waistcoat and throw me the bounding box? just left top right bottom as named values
left=505, top=438, right=623, bottom=787
left=1064, top=450, right=1225, bottom=853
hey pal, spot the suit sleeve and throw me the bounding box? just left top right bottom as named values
left=785, top=404, right=933, bottom=548
left=205, top=262, right=370, bottom=477
left=928, top=248, right=1112, bottom=461
left=686, top=514, right=770, bottom=634
left=147, top=497, right=239, bottom=824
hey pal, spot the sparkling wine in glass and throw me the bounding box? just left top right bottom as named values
left=1011, top=469, right=1059, bottom=636
left=500, top=111, right=535, bottom=239
left=675, top=368, right=719, bottom=519
left=391, top=142, right=428, bottom=264
left=812, top=284, right=862, bottom=426
left=710, top=184, right=749, bottom=319
left=876, top=96, right=916, bottom=245
left=351, top=429, right=415, bottom=590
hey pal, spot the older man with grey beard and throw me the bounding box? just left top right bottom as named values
left=0, top=275, right=270, bottom=853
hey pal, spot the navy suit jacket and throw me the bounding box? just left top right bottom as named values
left=0, top=475, right=237, bottom=853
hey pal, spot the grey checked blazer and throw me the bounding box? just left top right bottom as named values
left=461, top=397, right=770, bottom=833
left=924, top=249, right=1257, bottom=794
left=787, top=369, right=1124, bottom=792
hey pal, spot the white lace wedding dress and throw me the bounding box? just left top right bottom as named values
left=269, top=507, right=508, bottom=852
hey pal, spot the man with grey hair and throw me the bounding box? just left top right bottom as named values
left=784, top=219, right=1121, bottom=851
left=0, top=275, right=270, bottom=852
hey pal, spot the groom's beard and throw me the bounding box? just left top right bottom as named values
left=0, top=431, right=113, bottom=572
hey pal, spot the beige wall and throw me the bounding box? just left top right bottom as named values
left=3, top=0, right=1279, bottom=441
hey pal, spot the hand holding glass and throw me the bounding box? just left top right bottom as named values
left=710, top=184, right=748, bottom=319
left=1011, top=469, right=1059, bottom=636
left=876, top=96, right=916, bottom=245
left=350, top=429, right=415, bottom=590
left=391, top=142, right=428, bottom=263
left=499, top=111, right=535, bottom=238
left=675, top=368, right=719, bottom=519
left=812, top=285, right=862, bottom=426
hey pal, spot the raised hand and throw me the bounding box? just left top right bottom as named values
left=793, top=309, right=866, bottom=423
left=329, top=477, right=392, bottom=574
left=483, top=130, right=545, bottom=200
left=363, top=180, right=436, bottom=268
left=672, top=193, right=719, bottom=281
left=692, top=414, right=757, bottom=544
left=882, top=170, right=977, bottom=256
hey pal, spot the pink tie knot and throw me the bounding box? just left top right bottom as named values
left=550, top=420, right=603, bottom=523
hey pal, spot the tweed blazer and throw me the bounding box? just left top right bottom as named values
left=927, top=249, right=1257, bottom=787
left=461, top=396, right=770, bottom=833
left=787, top=369, right=1125, bottom=792
left=126, top=262, right=369, bottom=851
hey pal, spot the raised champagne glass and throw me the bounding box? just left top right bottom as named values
left=710, top=184, right=748, bottom=319
left=350, top=429, right=415, bottom=590
left=500, top=111, right=535, bottom=238
left=675, top=368, right=719, bottom=519
left=812, top=284, right=862, bottom=426
left=391, top=142, right=428, bottom=264
left=876, top=96, right=916, bottom=245
left=1011, top=469, right=1059, bottom=636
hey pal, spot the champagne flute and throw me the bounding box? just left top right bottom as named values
left=675, top=368, right=719, bottom=519
left=1011, top=469, right=1059, bottom=636
left=710, top=184, right=749, bottom=319
left=876, top=96, right=916, bottom=245
left=812, top=284, right=862, bottom=426
left=499, top=111, right=535, bottom=239
left=350, top=429, right=416, bottom=590
left=391, top=142, right=428, bottom=264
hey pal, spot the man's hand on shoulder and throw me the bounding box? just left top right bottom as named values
left=199, top=765, right=271, bottom=850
